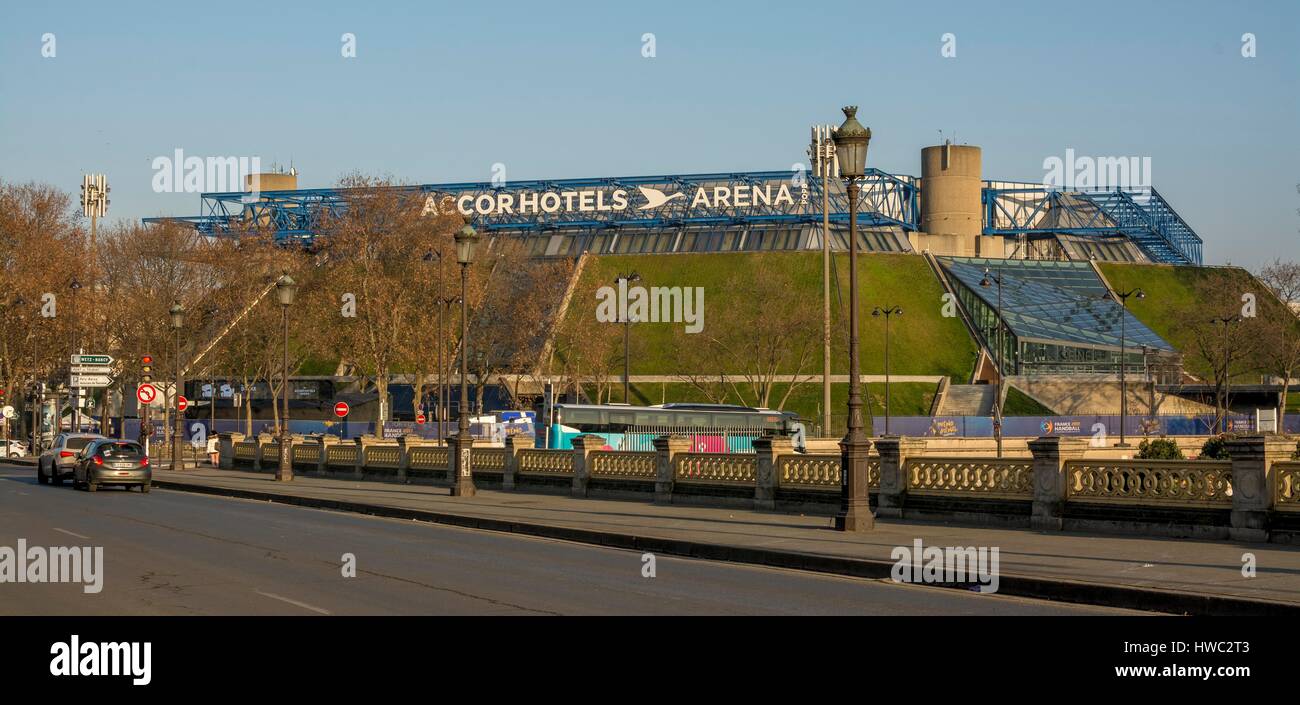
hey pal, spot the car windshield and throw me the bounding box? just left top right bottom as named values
left=100, top=443, right=143, bottom=457
left=66, top=438, right=95, bottom=451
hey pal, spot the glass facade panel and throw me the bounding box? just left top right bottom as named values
left=939, top=256, right=1175, bottom=376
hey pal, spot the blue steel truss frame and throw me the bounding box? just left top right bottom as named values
left=982, top=183, right=1202, bottom=264
left=145, top=169, right=1203, bottom=265
left=144, top=169, right=920, bottom=245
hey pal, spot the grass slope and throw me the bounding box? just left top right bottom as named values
left=1097, top=262, right=1297, bottom=381
left=574, top=251, right=978, bottom=378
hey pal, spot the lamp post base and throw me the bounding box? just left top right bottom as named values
left=836, top=431, right=875, bottom=532
left=275, top=435, right=294, bottom=482
left=449, top=432, right=477, bottom=498
left=834, top=504, right=874, bottom=532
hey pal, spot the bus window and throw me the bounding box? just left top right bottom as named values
left=610, top=413, right=634, bottom=432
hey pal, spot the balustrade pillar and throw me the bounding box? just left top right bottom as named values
left=653, top=434, right=691, bottom=505
left=354, top=436, right=373, bottom=479
left=752, top=436, right=792, bottom=510
left=254, top=432, right=274, bottom=472
left=570, top=434, right=604, bottom=498
left=1225, top=435, right=1294, bottom=542
left=1028, top=435, right=1088, bottom=531
left=318, top=434, right=338, bottom=474
left=503, top=434, right=533, bottom=491
left=218, top=432, right=243, bottom=470
left=875, top=436, right=925, bottom=519
left=396, top=433, right=420, bottom=483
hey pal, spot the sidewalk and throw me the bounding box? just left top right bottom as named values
left=149, top=467, right=1300, bottom=615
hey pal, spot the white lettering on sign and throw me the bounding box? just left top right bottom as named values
left=425, top=183, right=796, bottom=218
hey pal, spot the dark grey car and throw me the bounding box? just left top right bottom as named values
left=73, top=440, right=151, bottom=493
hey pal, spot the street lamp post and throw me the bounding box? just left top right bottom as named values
left=1110, top=288, right=1145, bottom=447
left=0, top=297, right=26, bottom=457
left=14, top=296, right=39, bottom=454
left=450, top=225, right=480, bottom=497
left=425, top=249, right=462, bottom=446
left=1211, top=315, right=1242, bottom=434
left=424, top=250, right=446, bottom=442
left=69, top=278, right=81, bottom=434
left=435, top=293, right=461, bottom=442
left=615, top=272, right=641, bottom=403
left=169, top=303, right=185, bottom=471
left=275, top=274, right=296, bottom=481
left=872, top=306, right=902, bottom=436
left=831, top=106, right=873, bottom=532
left=979, top=268, right=1006, bottom=458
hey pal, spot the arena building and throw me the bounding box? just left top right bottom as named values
left=147, top=140, right=1202, bottom=266
left=148, top=135, right=1204, bottom=380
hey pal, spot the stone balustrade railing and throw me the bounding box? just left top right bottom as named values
left=517, top=448, right=573, bottom=475
left=216, top=431, right=1300, bottom=542
left=1064, top=459, right=1233, bottom=508
left=590, top=450, right=656, bottom=479
left=674, top=452, right=757, bottom=485
left=1276, top=461, right=1300, bottom=511
left=906, top=457, right=1035, bottom=499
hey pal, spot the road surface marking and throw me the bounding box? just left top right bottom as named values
left=253, top=590, right=332, bottom=615
left=54, top=528, right=90, bottom=540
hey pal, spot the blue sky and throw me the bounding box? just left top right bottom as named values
left=2, top=0, right=1297, bottom=267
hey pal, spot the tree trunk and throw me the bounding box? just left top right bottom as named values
left=1279, top=380, right=1290, bottom=430
left=376, top=370, right=389, bottom=427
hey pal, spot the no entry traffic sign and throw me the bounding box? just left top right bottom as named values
left=416, top=412, right=427, bottom=424
left=334, top=401, right=350, bottom=418
left=177, top=396, right=188, bottom=412
left=136, top=384, right=157, bottom=405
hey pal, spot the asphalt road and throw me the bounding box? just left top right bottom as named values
left=0, top=464, right=1143, bottom=615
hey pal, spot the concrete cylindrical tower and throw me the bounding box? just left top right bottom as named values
left=244, top=172, right=298, bottom=192
left=919, top=144, right=982, bottom=256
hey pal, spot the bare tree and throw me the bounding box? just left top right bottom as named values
left=671, top=267, right=819, bottom=410
left=311, top=176, right=463, bottom=427
left=1173, top=270, right=1267, bottom=431
left=1256, top=259, right=1300, bottom=427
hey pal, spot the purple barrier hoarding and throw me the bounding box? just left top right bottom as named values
left=870, top=414, right=1272, bottom=438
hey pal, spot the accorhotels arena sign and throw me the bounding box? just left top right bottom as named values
left=423, top=183, right=797, bottom=218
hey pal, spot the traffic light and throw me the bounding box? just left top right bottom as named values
left=141, top=355, right=153, bottom=383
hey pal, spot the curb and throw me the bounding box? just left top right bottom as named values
left=151, top=478, right=1300, bottom=617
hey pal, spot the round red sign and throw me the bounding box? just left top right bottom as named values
left=177, top=395, right=188, bottom=412
left=334, top=401, right=350, bottom=418
left=416, top=413, right=427, bottom=425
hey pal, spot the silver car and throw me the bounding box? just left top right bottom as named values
left=36, top=433, right=105, bottom=486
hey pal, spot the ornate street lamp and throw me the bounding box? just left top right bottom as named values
left=872, top=306, right=903, bottom=436
left=450, top=225, right=480, bottom=497
left=831, top=105, right=873, bottom=532
left=615, top=271, right=641, bottom=403
left=169, top=302, right=185, bottom=471
left=1110, top=288, right=1145, bottom=447
left=275, top=274, right=296, bottom=481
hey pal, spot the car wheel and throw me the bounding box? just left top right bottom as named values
left=139, top=482, right=151, bottom=494
left=37, top=463, right=48, bottom=484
